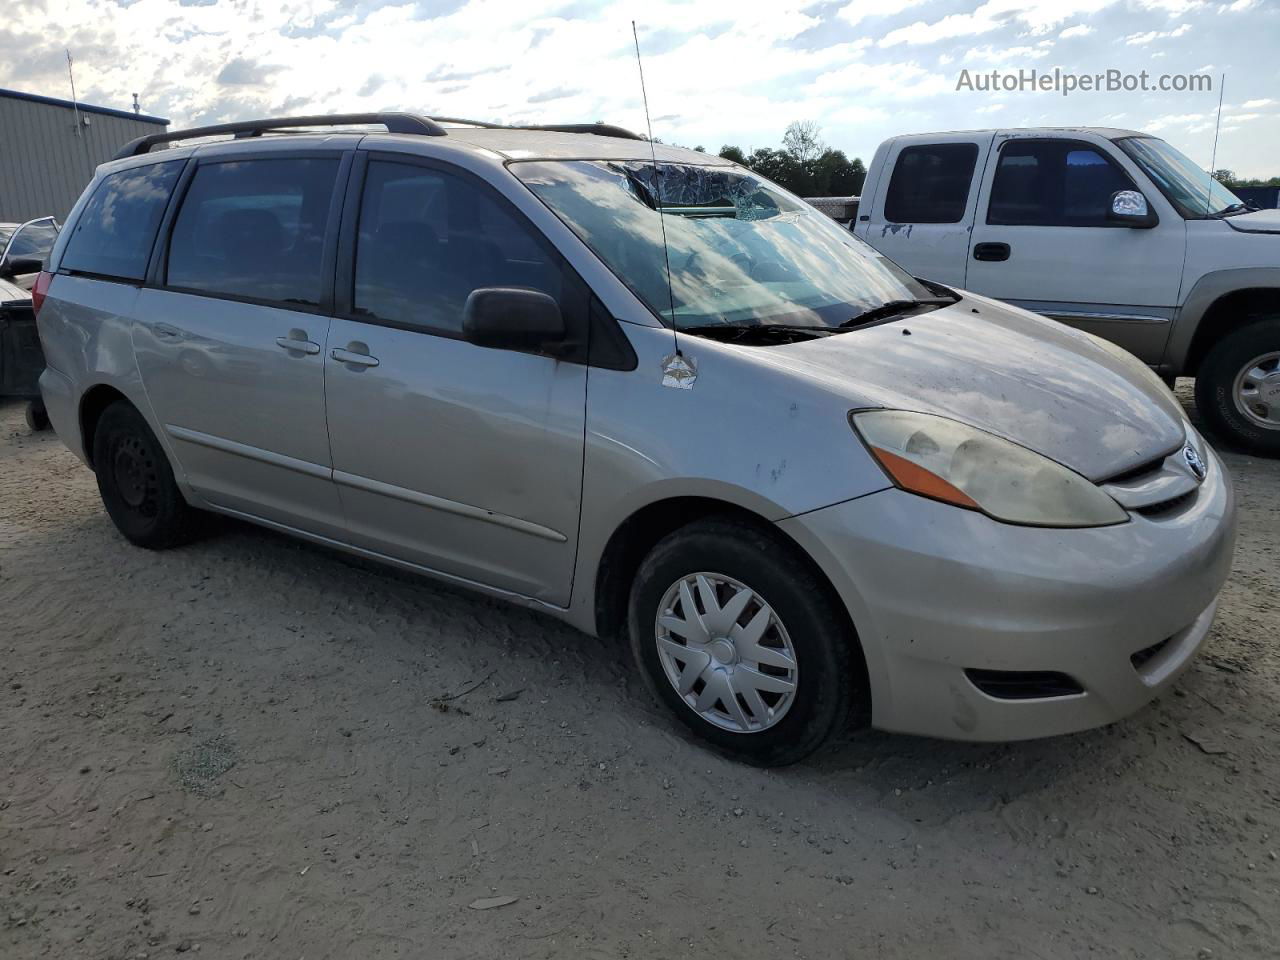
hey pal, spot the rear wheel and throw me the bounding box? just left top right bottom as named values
left=91, top=401, right=206, bottom=549
left=1196, top=318, right=1280, bottom=457
left=628, top=517, right=861, bottom=766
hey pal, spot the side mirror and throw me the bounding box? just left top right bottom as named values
left=1107, top=190, right=1157, bottom=229
left=463, top=287, right=567, bottom=354
left=0, top=256, right=43, bottom=280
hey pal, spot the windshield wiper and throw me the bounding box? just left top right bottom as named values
left=681, top=322, right=835, bottom=344
left=1211, top=202, right=1255, bottom=218
left=840, top=296, right=956, bottom=329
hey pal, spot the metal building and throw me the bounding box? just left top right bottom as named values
left=0, top=87, right=169, bottom=223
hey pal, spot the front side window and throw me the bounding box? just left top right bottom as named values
left=1116, top=136, right=1243, bottom=218
left=167, top=157, right=340, bottom=307
left=884, top=143, right=979, bottom=224
left=5, top=220, right=58, bottom=261
left=514, top=160, right=930, bottom=331
left=61, top=162, right=182, bottom=281
left=988, top=141, right=1137, bottom=227
left=353, top=159, right=566, bottom=334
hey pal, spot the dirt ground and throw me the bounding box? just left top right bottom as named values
left=2, top=385, right=1278, bottom=960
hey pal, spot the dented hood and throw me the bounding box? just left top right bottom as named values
left=752, top=293, right=1187, bottom=481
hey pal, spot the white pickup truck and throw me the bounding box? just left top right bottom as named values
left=837, top=128, right=1280, bottom=455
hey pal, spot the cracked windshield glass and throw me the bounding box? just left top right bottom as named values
left=514, top=160, right=933, bottom=332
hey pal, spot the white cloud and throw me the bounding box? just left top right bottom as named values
left=836, top=0, right=927, bottom=27
left=1124, top=23, right=1191, bottom=43
left=1240, top=98, right=1274, bottom=109
left=1059, top=23, right=1095, bottom=37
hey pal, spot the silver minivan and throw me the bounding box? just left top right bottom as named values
left=36, top=113, right=1236, bottom=765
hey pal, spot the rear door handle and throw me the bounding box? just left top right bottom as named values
left=331, top=344, right=380, bottom=368
left=154, top=322, right=182, bottom=340
left=275, top=331, right=321, bottom=355
left=973, top=242, right=1011, bottom=262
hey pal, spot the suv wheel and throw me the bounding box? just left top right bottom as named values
left=1196, top=318, right=1280, bottom=457
left=628, top=517, right=861, bottom=766
left=92, top=401, right=206, bottom=549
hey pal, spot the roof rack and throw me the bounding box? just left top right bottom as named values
left=428, top=116, right=644, bottom=141
left=113, top=112, right=447, bottom=159
left=113, top=112, right=647, bottom=160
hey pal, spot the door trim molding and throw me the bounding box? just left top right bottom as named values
left=165, top=424, right=331, bottom=479
left=333, top=469, right=568, bottom=543
left=1042, top=309, right=1171, bottom=325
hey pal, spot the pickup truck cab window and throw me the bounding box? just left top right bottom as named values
left=884, top=143, right=979, bottom=224
left=987, top=140, right=1137, bottom=227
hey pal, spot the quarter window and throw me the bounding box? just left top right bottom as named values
left=60, top=162, right=182, bottom=281
left=167, top=157, right=340, bottom=307
left=987, top=141, right=1138, bottom=226
left=883, top=143, right=979, bottom=224
left=353, top=160, right=566, bottom=334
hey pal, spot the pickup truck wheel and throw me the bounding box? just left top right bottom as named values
left=627, top=517, right=861, bottom=767
left=91, top=401, right=207, bottom=549
left=1196, top=318, right=1280, bottom=457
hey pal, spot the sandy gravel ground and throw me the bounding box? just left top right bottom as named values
left=2, top=386, right=1278, bottom=960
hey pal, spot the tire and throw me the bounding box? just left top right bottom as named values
left=627, top=517, right=862, bottom=766
left=1195, top=317, right=1280, bottom=457
left=91, top=401, right=206, bottom=549
left=24, top=400, right=50, bottom=432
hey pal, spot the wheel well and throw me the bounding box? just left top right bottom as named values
left=1184, top=287, right=1280, bottom=376
left=79, top=384, right=131, bottom=470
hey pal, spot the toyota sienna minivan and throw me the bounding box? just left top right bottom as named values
left=34, top=113, right=1237, bottom=765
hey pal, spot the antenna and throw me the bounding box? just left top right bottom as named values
left=65, top=49, right=83, bottom=135
left=1205, top=72, right=1225, bottom=217
left=632, top=21, right=682, bottom=358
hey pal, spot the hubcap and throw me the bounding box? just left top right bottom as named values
left=653, top=572, right=798, bottom=734
left=1233, top=351, right=1280, bottom=430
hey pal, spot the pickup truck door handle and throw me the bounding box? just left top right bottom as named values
left=331, top=344, right=380, bottom=368
left=153, top=322, right=182, bottom=339
left=275, top=331, right=321, bottom=355
left=973, top=242, right=1011, bottom=262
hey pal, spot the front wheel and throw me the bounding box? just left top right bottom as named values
left=1196, top=318, right=1280, bottom=457
left=628, top=517, right=862, bottom=766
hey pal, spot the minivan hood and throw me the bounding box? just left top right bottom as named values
left=1224, top=208, right=1280, bottom=234
left=750, top=295, right=1186, bottom=481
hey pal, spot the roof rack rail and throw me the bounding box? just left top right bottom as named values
left=428, top=117, right=645, bottom=141
left=113, top=112, right=447, bottom=160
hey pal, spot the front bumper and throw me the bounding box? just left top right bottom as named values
left=778, top=446, right=1237, bottom=741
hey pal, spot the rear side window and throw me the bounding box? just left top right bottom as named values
left=60, top=162, right=182, bottom=281
left=353, top=159, right=567, bottom=334
left=167, top=157, right=340, bottom=307
left=884, top=143, right=979, bottom=224
left=988, top=141, right=1137, bottom=226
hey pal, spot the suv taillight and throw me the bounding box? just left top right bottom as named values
left=31, top=270, right=53, bottom=317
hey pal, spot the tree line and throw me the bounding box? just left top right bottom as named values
left=681, top=121, right=867, bottom=197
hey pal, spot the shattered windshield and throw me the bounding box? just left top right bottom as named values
left=512, top=160, right=930, bottom=331
left=1116, top=136, right=1243, bottom=218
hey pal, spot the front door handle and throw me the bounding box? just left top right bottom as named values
left=973, top=242, right=1011, bottom=262
left=275, top=330, right=321, bottom=355
left=331, top=343, right=380, bottom=368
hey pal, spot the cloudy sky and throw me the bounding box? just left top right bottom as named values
left=4, top=0, right=1278, bottom=177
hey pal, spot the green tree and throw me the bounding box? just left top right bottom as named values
left=718, top=145, right=747, bottom=165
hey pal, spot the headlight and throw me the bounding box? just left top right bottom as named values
left=851, top=410, right=1127, bottom=528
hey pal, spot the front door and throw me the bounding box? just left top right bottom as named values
left=134, top=152, right=348, bottom=537
left=965, top=137, right=1186, bottom=363
left=323, top=155, right=587, bottom=605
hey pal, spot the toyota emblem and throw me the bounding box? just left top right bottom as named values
left=1183, top=443, right=1206, bottom=482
